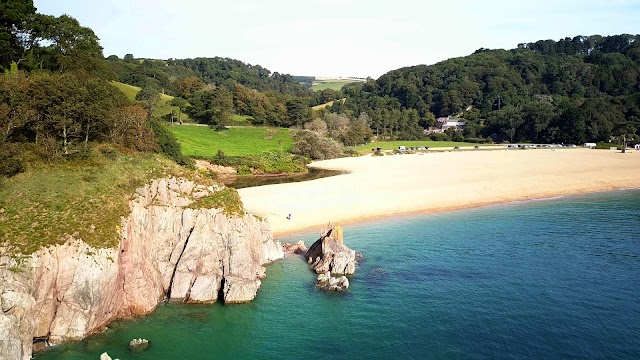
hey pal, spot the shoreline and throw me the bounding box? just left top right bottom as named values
left=237, top=149, right=640, bottom=238
left=271, top=188, right=639, bottom=238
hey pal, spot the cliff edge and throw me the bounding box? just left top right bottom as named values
left=0, top=177, right=283, bottom=360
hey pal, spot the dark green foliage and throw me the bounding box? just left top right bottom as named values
left=429, top=132, right=451, bottom=141
left=187, top=87, right=233, bottom=129
left=285, top=98, right=310, bottom=127
left=149, top=119, right=191, bottom=166
left=169, top=58, right=311, bottom=96
left=0, top=156, right=25, bottom=177
left=336, top=34, right=640, bottom=143
left=0, top=0, right=36, bottom=70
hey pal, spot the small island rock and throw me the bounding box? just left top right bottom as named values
left=129, top=338, right=150, bottom=352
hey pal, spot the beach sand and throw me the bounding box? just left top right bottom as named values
left=237, top=149, right=640, bottom=236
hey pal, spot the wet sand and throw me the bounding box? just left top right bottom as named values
left=237, top=149, right=640, bottom=235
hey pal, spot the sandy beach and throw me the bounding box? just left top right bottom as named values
left=237, top=149, right=640, bottom=236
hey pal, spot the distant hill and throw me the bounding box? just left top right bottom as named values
left=334, top=34, right=640, bottom=144
left=108, top=56, right=311, bottom=98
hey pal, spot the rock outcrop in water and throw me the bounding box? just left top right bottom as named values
left=283, top=240, right=308, bottom=255
left=305, top=226, right=357, bottom=291
left=0, top=178, right=283, bottom=360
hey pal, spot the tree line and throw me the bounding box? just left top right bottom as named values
left=0, top=0, right=190, bottom=177
left=330, top=34, right=640, bottom=144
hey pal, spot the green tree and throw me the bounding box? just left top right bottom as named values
left=136, top=86, right=161, bottom=114
left=169, top=97, right=189, bottom=123
left=0, top=0, right=36, bottom=70
left=33, top=14, right=111, bottom=77
left=187, top=87, right=233, bottom=129
left=614, top=122, right=637, bottom=153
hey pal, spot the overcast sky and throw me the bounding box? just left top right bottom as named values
left=34, top=0, right=640, bottom=78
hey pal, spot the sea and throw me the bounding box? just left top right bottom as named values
left=35, top=190, right=640, bottom=360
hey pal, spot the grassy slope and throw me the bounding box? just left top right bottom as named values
left=170, top=126, right=294, bottom=157
left=110, top=81, right=192, bottom=122
left=311, top=98, right=346, bottom=111
left=311, top=79, right=358, bottom=91
left=356, top=140, right=483, bottom=154
left=0, top=151, right=190, bottom=253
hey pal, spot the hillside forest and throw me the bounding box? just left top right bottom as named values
left=1, top=0, right=639, bottom=179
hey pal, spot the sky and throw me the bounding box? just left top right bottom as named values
left=34, top=0, right=640, bottom=78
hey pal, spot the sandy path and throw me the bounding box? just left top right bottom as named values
left=237, top=149, right=640, bottom=235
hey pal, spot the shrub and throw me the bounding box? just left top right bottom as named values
left=0, top=157, right=25, bottom=178
left=291, top=130, right=344, bottom=160
left=429, top=132, right=451, bottom=141
left=149, top=119, right=192, bottom=167
left=595, top=142, right=617, bottom=149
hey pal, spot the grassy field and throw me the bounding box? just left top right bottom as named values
left=311, top=79, right=361, bottom=91
left=356, top=140, right=483, bottom=154
left=0, top=150, right=190, bottom=253
left=170, top=126, right=294, bottom=157
left=311, top=98, right=345, bottom=111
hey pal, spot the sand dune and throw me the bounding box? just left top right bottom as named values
left=237, top=149, right=640, bottom=235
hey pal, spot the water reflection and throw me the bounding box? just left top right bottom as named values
left=224, top=168, right=345, bottom=189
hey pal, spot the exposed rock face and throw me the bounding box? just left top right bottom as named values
left=283, top=240, right=308, bottom=255
left=316, top=272, right=349, bottom=291
left=303, top=226, right=357, bottom=293
left=305, top=226, right=356, bottom=275
left=0, top=177, right=283, bottom=360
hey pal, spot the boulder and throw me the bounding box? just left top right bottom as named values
left=316, top=272, right=349, bottom=291
left=129, top=338, right=150, bottom=352
left=305, top=226, right=356, bottom=275
left=283, top=241, right=307, bottom=255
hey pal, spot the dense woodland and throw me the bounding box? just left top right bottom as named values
left=1, top=0, right=639, bottom=179
left=333, top=35, right=640, bottom=144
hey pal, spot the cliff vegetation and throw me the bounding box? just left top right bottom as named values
left=0, top=149, right=192, bottom=254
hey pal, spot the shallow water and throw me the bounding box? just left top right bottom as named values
left=36, top=190, right=640, bottom=359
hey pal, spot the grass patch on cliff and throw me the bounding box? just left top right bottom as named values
left=188, top=188, right=244, bottom=217
left=0, top=148, right=188, bottom=254
left=170, top=126, right=294, bottom=157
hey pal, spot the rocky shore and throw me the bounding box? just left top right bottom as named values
left=0, top=178, right=283, bottom=360
left=305, top=226, right=357, bottom=291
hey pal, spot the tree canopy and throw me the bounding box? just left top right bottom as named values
left=329, top=34, right=640, bottom=143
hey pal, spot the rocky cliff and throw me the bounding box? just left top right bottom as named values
left=305, top=226, right=357, bottom=291
left=0, top=178, right=283, bottom=360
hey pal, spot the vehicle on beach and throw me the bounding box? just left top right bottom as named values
left=584, top=143, right=597, bottom=148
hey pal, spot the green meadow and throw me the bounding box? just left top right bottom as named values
left=311, top=79, right=360, bottom=91
left=169, top=126, right=294, bottom=157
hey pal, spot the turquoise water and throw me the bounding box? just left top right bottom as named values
left=36, top=190, right=640, bottom=359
